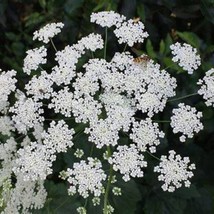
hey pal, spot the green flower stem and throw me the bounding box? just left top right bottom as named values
left=103, top=147, right=113, bottom=214
left=50, top=38, right=57, bottom=52
left=167, top=93, right=198, bottom=102
left=104, top=27, right=108, bottom=59
left=152, top=120, right=170, bottom=123
left=123, top=43, right=128, bottom=52
left=45, top=118, right=75, bottom=121
left=146, top=150, right=160, bottom=161
left=84, top=198, right=88, bottom=208
left=91, top=51, right=94, bottom=58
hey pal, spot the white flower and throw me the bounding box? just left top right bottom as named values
left=77, top=33, right=104, bottom=52
left=23, top=46, right=47, bottom=75
left=114, top=19, right=149, bottom=46
left=170, top=103, right=203, bottom=142
left=83, top=58, right=111, bottom=81
left=52, top=45, right=80, bottom=85
left=74, top=149, right=84, bottom=158
left=135, top=92, right=167, bottom=117
left=2, top=177, right=47, bottom=213
left=66, top=158, right=106, bottom=198
left=198, top=68, right=214, bottom=107
left=90, top=11, right=126, bottom=28
left=154, top=150, right=196, bottom=192
left=42, top=120, right=75, bottom=153
left=48, top=87, right=73, bottom=117
left=33, top=22, right=64, bottom=43
left=170, top=42, right=201, bottom=74
left=25, top=71, right=53, bottom=100
left=0, top=116, right=15, bottom=136
left=108, top=144, right=147, bottom=181
left=100, top=92, right=135, bottom=131
left=77, top=207, right=87, bottom=214
left=13, top=142, right=56, bottom=181
left=10, top=95, right=44, bottom=134
left=130, top=118, right=165, bottom=153
left=73, top=72, right=100, bottom=97
left=111, top=52, right=134, bottom=70
left=71, top=96, right=102, bottom=123
left=85, top=119, right=119, bottom=148
left=0, top=69, right=17, bottom=103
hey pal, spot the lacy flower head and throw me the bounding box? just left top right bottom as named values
left=130, top=118, right=165, bottom=153
left=154, top=150, right=196, bottom=192
left=198, top=68, right=214, bottom=107
left=170, top=42, right=201, bottom=74
left=33, top=22, right=64, bottom=43
left=170, top=103, right=203, bottom=142
left=65, top=158, right=106, bottom=198
left=108, top=144, right=147, bottom=181
left=90, top=11, right=126, bottom=28
left=23, top=46, right=47, bottom=75
left=114, top=19, right=149, bottom=46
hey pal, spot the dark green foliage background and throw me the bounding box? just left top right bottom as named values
left=0, top=0, right=214, bottom=213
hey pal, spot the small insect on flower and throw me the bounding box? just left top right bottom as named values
left=132, top=17, right=140, bottom=23
left=133, top=55, right=151, bottom=66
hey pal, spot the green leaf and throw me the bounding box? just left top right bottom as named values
left=25, top=12, right=45, bottom=28
left=32, top=181, right=81, bottom=214
left=164, top=33, right=173, bottom=55
left=110, top=180, right=141, bottom=214
left=159, top=39, right=165, bottom=55
left=144, top=195, right=165, bottom=214
left=144, top=192, right=187, bottom=214
left=174, top=185, right=201, bottom=199
left=137, top=3, right=146, bottom=22
left=39, top=0, right=46, bottom=9
left=163, top=57, right=183, bottom=72
left=177, top=31, right=201, bottom=48
left=5, top=32, right=20, bottom=41
left=146, top=39, right=156, bottom=58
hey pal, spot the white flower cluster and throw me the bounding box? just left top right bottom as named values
left=33, top=22, right=64, bottom=43
left=23, top=46, right=47, bottom=75
left=0, top=69, right=17, bottom=113
left=13, top=142, right=56, bottom=181
left=198, top=68, right=214, bottom=106
left=91, top=11, right=148, bottom=47
left=130, top=118, right=165, bottom=153
left=85, top=119, right=120, bottom=148
left=42, top=120, right=75, bottom=153
left=66, top=158, right=106, bottom=198
left=90, top=11, right=125, bottom=28
left=2, top=178, right=47, bottom=213
left=114, top=19, right=149, bottom=46
left=9, top=95, right=44, bottom=134
left=154, top=150, right=195, bottom=192
left=25, top=70, right=53, bottom=100
left=48, top=87, right=74, bottom=117
left=52, top=33, right=103, bottom=85
left=170, top=42, right=201, bottom=74
left=170, top=103, right=203, bottom=142
left=108, top=144, right=147, bottom=181
left=0, top=116, right=15, bottom=136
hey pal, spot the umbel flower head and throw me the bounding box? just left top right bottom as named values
left=154, top=150, right=196, bottom=192
left=170, top=42, right=201, bottom=74
left=170, top=103, right=203, bottom=142
left=33, top=22, right=64, bottom=43
left=65, top=158, right=106, bottom=198
left=198, top=68, right=214, bottom=107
